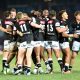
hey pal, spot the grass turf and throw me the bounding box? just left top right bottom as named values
left=0, top=52, right=80, bottom=80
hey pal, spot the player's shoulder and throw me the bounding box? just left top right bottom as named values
left=54, top=19, right=59, bottom=22
left=70, top=21, right=77, bottom=28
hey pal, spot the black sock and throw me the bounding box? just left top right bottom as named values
left=45, top=61, right=49, bottom=65
left=48, top=60, right=53, bottom=71
left=32, top=50, right=37, bottom=65
left=13, top=67, right=18, bottom=72
left=5, top=63, right=9, bottom=68
left=64, top=65, right=69, bottom=72
left=27, top=67, right=31, bottom=73
left=45, top=61, right=50, bottom=69
left=58, top=60, right=63, bottom=71
left=36, top=63, right=41, bottom=68
left=69, top=66, right=72, bottom=71
left=2, top=60, right=7, bottom=71
left=23, top=66, right=28, bottom=71
left=18, top=65, right=22, bottom=70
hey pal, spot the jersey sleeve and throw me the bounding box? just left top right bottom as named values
left=31, top=17, right=36, bottom=23
left=55, top=21, right=60, bottom=28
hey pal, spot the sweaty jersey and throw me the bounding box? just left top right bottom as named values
left=11, top=19, right=18, bottom=42
left=59, top=20, right=69, bottom=43
left=45, top=19, right=60, bottom=41
left=16, top=20, right=33, bottom=42
left=2, top=19, right=14, bottom=40
left=32, top=17, right=45, bottom=41
left=71, top=21, right=80, bottom=42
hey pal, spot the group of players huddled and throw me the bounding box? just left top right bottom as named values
left=0, top=8, right=80, bottom=75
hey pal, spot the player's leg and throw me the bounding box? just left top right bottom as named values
left=44, top=41, right=53, bottom=73
left=69, top=41, right=79, bottom=71
left=60, top=42, right=71, bottom=73
left=24, top=46, right=33, bottom=75
left=14, top=42, right=26, bottom=75
left=33, top=41, right=42, bottom=74
left=52, top=41, right=63, bottom=72
left=7, top=42, right=17, bottom=66
left=2, top=40, right=10, bottom=74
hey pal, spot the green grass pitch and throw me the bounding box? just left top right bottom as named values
left=0, top=52, right=80, bottom=80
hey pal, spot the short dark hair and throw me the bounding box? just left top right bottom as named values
left=74, top=11, right=80, bottom=17
left=10, top=8, right=16, bottom=12
left=58, top=10, right=66, bottom=19
left=4, top=11, right=10, bottom=18
left=49, top=10, right=56, bottom=17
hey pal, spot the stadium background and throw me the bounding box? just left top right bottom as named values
left=0, top=0, right=80, bottom=50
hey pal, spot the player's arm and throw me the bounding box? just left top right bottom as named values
left=17, top=30, right=23, bottom=37
left=0, top=19, right=10, bottom=33
left=62, top=32, right=69, bottom=37
left=0, top=25, right=8, bottom=33
left=55, top=22, right=68, bottom=33
left=0, top=26, right=12, bottom=35
left=56, top=27, right=68, bottom=33
left=62, top=32, right=79, bottom=38
left=30, top=21, right=44, bottom=30
left=67, top=23, right=79, bottom=38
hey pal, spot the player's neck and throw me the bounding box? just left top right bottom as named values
left=52, top=16, right=56, bottom=19
left=62, top=18, right=66, bottom=21
left=76, top=19, right=80, bottom=24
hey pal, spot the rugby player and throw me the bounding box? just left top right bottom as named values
left=69, top=11, right=80, bottom=71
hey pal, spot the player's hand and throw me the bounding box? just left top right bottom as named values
left=4, top=29, right=8, bottom=33
left=5, top=29, right=12, bottom=34
left=73, top=34, right=79, bottom=38
left=17, top=30, right=23, bottom=37
left=19, top=32, right=23, bottom=37
left=40, top=25, right=45, bottom=30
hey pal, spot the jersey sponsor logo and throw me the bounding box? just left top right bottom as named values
left=5, top=21, right=12, bottom=25
left=19, top=21, right=25, bottom=25
left=48, top=20, right=53, bottom=24
left=55, top=22, right=60, bottom=26
left=40, top=21, right=45, bottom=24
